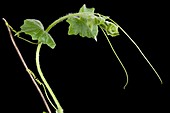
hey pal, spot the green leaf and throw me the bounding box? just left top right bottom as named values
left=66, top=16, right=99, bottom=39
left=19, top=19, right=56, bottom=49
left=66, top=4, right=99, bottom=40
left=66, top=4, right=119, bottom=41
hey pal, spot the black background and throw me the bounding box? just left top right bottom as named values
left=0, top=0, right=169, bottom=113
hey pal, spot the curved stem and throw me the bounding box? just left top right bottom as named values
left=100, top=27, right=129, bottom=89
left=46, top=12, right=92, bottom=32
left=3, top=18, right=52, bottom=113
left=36, top=42, right=63, bottom=113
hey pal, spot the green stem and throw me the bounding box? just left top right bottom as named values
left=100, top=27, right=129, bottom=89
left=36, top=42, right=63, bottom=113
left=46, top=12, right=92, bottom=32
left=108, top=18, right=163, bottom=84
left=120, top=26, right=163, bottom=84
left=36, top=13, right=93, bottom=112
left=36, top=14, right=87, bottom=112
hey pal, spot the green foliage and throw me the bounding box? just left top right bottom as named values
left=16, top=4, right=119, bottom=48
left=66, top=4, right=119, bottom=41
left=18, top=19, right=56, bottom=49
left=3, top=3, right=163, bottom=113
left=66, top=4, right=99, bottom=40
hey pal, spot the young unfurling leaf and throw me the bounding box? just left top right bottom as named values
left=100, top=21, right=119, bottom=37
left=18, top=19, right=56, bottom=49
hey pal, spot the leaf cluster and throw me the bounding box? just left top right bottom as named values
left=16, top=4, right=119, bottom=49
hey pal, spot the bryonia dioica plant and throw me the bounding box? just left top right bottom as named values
left=3, top=4, right=163, bottom=113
